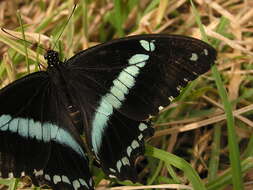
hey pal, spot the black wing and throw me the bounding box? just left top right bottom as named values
left=0, top=72, right=94, bottom=190
left=64, top=34, right=217, bottom=180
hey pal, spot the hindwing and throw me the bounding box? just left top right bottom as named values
left=0, top=72, right=93, bottom=190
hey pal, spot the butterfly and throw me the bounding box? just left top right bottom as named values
left=0, top=34, right=217, bottom=190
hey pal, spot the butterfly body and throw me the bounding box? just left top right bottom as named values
left=0, top=34, right=217, bottom=190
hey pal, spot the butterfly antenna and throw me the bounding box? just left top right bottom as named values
left=1, top=28, right=47, bottom=52
left=52, top=4, right=77, bottom=50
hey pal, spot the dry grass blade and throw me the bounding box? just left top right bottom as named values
left=155, top=104, right=253, bottom=137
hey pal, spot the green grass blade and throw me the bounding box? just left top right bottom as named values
left=16, top=11, right=30, bottom=73
left=147, top=159, right=163, bottom=185
left=190, top=1, right=244, bottom=189
left=34, top=3, right=68, bottom=33
left=242, top=134, right=253, bottom=158
left=208, top=124, right=221, bottom=181
left=113, top=0, right=124, bottom=36
left=145, top=145, right=207, bottom=190
left=211, top=65, right=244, bottom=190
left=207, top=157, right=253, bottom=190
left=0, top=34, right=45, bottom=65
left=165, top=163, right=181, bottom=184
left=189, top=0, right=208, bottom=42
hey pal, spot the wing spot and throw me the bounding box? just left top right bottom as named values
left=131, top=140, right=139, bottom=149
left=176, top=85, right=182, bottom=91
left=139, top=40, right=156, bottom=51
left=104, top=93, right=122, bottom=109
left=29, top=120, right=42, bottom=140
left=124, top=65, right=140, bottom=77
left=53, top=175, right=61, bottom=184
left=8, top=172, right=14, bottom=178
left=122, top=157, right=130, bottom=166
left=0, top=115, right=11, bottom=131
left=73, top=180, right=81, bottom=190
left=34, top=169, right=43, bottom=177
left=79, top=178, right=88, bottom=188
left=204, top=49, right=208, bottom=55
left=109, top=168, right=116, bottom=173
left=138, top=134, right=143, bottom=141
left=190, top=53, right=198, bottom=61
left=109, top=174, right=117, bottom=178
left=159, top=106, right=164, bottom=111
left=168, top=96, right=174, bottom=102
left=18, top=119, right=29, bottom=139
left=116, top=160, right=123, bottom=172
left=136, top=61, right=146, bottom=68
left=9, top=119, right=18, bottom=133
left=129, top=54, right=149, bottom=65
left=139, top=123, right=147, bottom=131
left=183, top=78, right=189, bottom=82
left=89, top=178, right=93, bottom=187
left=45, top=174, right=51, bottom=181
left=62, top=175, right=71, bottom=185
left=21, top=171, right=25, bottom=177
left=118, top=70, right=135, bottom=89
left=110, top=86, right=125, bottom=101
left=127, top=146, right=133, bottom=157
left=113, top=79, right=129, bottom=95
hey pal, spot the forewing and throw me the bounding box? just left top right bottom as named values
left=68, top=34, right=216, bottom=120
left=66, top=34, right=217, bottom=180
left=0, top=72, right=93, bottom=190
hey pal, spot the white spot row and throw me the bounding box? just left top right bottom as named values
left=0, top=115, right=85, bottom=158
left=47, top=174, right=90, bottom=190
left=111, top=123, right=148, bottom=174
left=189, top=49, right=209, bottom=62
left=1, top=171, right=25, bottom=178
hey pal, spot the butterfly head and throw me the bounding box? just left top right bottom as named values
left=44, top=50, right=61, bottom=67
